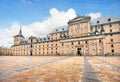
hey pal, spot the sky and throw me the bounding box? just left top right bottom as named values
left=0, top=0, right=120, bottom=47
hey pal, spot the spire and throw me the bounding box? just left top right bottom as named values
left=14, top=25, right=24, bottom=37
left=19, top=25, right=22, bottom=36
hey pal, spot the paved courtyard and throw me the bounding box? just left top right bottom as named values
left=0, top=56, right=120, bottom=82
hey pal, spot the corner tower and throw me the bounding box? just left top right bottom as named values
left=14, top=26, right=24, bottom=45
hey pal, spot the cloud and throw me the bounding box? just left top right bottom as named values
left=21, top=0, right=40, bottom=5
left=0, top=8, right=77, bottom=48
left=86, top=12, right=102, bottom=20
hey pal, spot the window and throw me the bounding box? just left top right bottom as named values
left=77, top=24, right=80, bottom=29
left=31, top=39, right=33, bottom=43
left=85, top=41, right=88, bottom=44
left=111, top=44, right=114, bottom=47
left=91, top=27, right=93, bottom=31
left=62, top=28, right=64, bottom=30
left=97, top=20, right=99, bottom=24
left=71, top=42, right=74, bottom=45
left=62, top=43, right=64, bottom=46
left=108, top=18, right=111, bottom=21
left=56, top=29, right=58, bottom=31
left=109, top=24, right=112, bottom=27
left=99, top=39, right=102, bottom=43
left=78, top=41, right=80, bottom=44
left=112, top=49, right=114, bottom=53
left=111, top=39, right=113, bottom=42
left=110, top=29, right=112, bottom=33
left=30, top=44, right=32, bottom=48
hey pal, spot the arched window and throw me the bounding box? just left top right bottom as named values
left=77, top=24, right=80, bottom=29
left=31, top=39, right=33, bottom=43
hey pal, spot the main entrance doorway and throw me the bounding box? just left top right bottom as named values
left=30, top=51, right=32, bottom=56
left=77, top=48, right=82, bottom=56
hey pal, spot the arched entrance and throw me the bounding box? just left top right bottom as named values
left=30, top=50, right=32, bottom=56
left=77, top=48, right=82, bottom=56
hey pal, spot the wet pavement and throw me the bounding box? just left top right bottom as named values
left=0, top=56, right=120, bottom=82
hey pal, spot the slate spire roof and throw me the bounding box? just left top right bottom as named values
left=14, top=25, right=24, bottom=37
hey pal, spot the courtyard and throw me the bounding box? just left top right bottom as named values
left=0, top=56, right=120, bottom=82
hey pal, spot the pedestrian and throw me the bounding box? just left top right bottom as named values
left=105, top=54, right=107, bottom=57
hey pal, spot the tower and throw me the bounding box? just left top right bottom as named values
left=14, top=26, right=24, bottom=45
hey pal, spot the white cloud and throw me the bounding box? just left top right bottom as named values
left=0, top=8, right=77, bottom=48
left=86, top=12, right=102, bottom=20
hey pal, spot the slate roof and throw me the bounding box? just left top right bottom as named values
left=19, top=16, right=120, bottom=45
left=37, top=36, right=51, bottom=42
left=51, top=25, right=68, bottom=33
left=90, top=16, right=120, bottom=26
left=20, top=40, right=27, bottom=45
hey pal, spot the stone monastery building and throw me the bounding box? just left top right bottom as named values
left=12, top=16, right=120, bottom=56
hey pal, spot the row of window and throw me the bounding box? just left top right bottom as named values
left=70, top=40, right=102, bottom=45
left=36, top=51, right=58, bottom=54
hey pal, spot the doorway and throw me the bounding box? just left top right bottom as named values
left=30, top=51, right=32, bottom=56
left=77, top=48, right=82, bottom=56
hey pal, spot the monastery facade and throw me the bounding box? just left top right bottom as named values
left=12, top=16, right=120, bottom=56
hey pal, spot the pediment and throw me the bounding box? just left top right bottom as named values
left=68, top=16, right=90, bottom=24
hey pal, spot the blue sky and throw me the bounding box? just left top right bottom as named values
left=0, top=0, right=120, bottom=28
left=0, top=0, right=120, bottom=47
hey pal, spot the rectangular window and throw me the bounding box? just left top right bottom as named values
left=62, top=43, right=64, bottom=46
left=86, top=41, right=88, bottom=44
left=109, top=24, right=112, bottom=27
left=112, top=49, right=114, bottom=53
left=71, top=42, right=74, bottom=45
left=78, top=41, right=80, bottom=44
left=111, top=44, right=114, bottom=47
left=51, top=48, right=53, bottom=50
left=110, top=29, right=112, bottom=33
left=111, top=39, right=113, bottom=42
left=99, top=39, right=102, bottom=43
